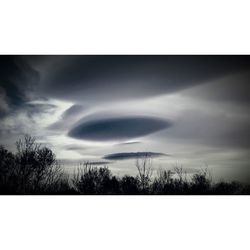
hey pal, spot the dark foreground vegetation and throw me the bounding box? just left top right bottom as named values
left=0, top=135, right=249, bottom=195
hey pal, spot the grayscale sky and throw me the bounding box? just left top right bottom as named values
left=0, top=56, right=250, bottom=183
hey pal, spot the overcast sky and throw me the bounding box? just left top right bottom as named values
left=0, top=56, right=249, bottom=182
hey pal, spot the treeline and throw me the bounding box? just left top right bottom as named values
left=0, top=135, right=249, bottom=195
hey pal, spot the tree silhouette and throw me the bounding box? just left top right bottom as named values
left=0, top=135, right=71, bottom=194
left=0, top=135, right=248, bottom=195
left=0, top=146, right=16, bottom=193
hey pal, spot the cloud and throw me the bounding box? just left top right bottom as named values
left=38, top=56, right=250, bottom=104
left=182, top=71, right=250, bottom=104
left=158, top=108, right=250, bottom=149
left=48, top=104, right=86, bottom=131
left=62, top=104, right=85, bottom=118
left=65, top=145, right=85, bottom=151
left=68, top=116, right=172, bottom=141
left=23, top=103, right=57, bottom=118
left=117, top=141, right=141, bottom=146
left=103, top=152, right=168, bottom=160
left=0, top=87, right=10, bottom=117
left=64, top=144, right=88, bottom=151
left=85, top=161, right=112, bottom=165
left=0, top=56, right=39, bottom=117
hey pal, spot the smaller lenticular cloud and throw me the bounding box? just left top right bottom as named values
left=85, top=161, right=112, bottom=165
left=68, top=116, right=172, bottom=141
left=116, top=141, right=141, bottom=146
left=103, top=152, right=168, bottom=160
left=64, top=144, right=88, bottom=151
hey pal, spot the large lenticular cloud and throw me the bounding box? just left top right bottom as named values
left=39, top=56, right=250, bottom=104
left=68, top=116, right=172, bottom=141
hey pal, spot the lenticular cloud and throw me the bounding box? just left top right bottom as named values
left=68, top=116, right=172, bottom=141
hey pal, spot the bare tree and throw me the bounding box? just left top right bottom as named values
left=157, top=168, right=174, bottom=186
left=173, top=164, right=187, bottom=183
left=191, top=166, right=212, bottom=193
left=14, top=134, right=64, bottom=193
left=135, top=155, right=153, bottom=193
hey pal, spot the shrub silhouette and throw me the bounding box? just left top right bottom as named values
left=0, top=135, right=249, bottom=195
left=212, top=181, right=242, bottom=195
left=152, top=169, right=174, bottom=194
left=190, top=168, right=212, bottom=194
left=73, top=163, right=120, bottom=194
left=120, top=176, right=140, bottom=194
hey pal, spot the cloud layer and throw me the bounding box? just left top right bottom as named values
left=37, top=56, right=250, bottom=104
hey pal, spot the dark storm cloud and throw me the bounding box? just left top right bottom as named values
left=39, top=56, right=250, bottom=103
left=68, top=116, right=172, bottom=141
left=103, top=152, right=168, bottom=160
left=0, top=56, right=39, bottom=117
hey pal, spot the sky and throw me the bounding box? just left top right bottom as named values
left=0, top=55, right=250, bottom=183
